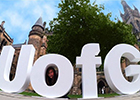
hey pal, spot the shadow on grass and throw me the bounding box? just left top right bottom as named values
left=68, top=93, right=120, bottom=98
left=20, top=92, right=41, bottom=97
left=19, top=91, right=120, bottom=99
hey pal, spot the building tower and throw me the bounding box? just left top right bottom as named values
left=28, top=17, right=47, bottom=62
left=120, top=0, right=140, bottom=40
left=0, top=21, right=13, bottom=52
left=28, top=17, right=48, bottom=91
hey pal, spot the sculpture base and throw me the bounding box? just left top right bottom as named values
left=0, top=91, right=140, bottom=100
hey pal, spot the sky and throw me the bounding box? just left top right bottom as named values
left=0, top=0, right=139, bottom=44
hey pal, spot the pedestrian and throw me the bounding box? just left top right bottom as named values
left=45, top=67, right=70, bottom=99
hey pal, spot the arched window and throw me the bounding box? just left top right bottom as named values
left=97, top=79, right=107, bottom=94
left=130, top=22, right=134, bottom=28
left=136, top=20, right=140, bottom=29
left=0, top=39, right=7, bottom=50
left=130, top=22, right=137, bottom=33
left=0, top=39, right=5, bottom=50
left=4, top=41, right=7, bottom=45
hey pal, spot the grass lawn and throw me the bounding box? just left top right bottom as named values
left=20, top=92, right=41, bottom=97
left=20, top=92, right=120, bottom=98
left=68, top=93, right=120, bottom=98
left=98, top=93, right=120, bottom=98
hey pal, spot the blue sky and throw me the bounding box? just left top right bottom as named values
left=0, top=0, right=139, bottom=44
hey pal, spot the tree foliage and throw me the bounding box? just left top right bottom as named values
left=47, top=0, right=137, bottom=65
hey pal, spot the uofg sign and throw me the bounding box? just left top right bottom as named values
left=0, top=43, right=140, bottom=99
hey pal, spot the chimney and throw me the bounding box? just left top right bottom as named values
left=1, top=21, right=5, bottom=27
left=43, top=21, right=46, bottom=29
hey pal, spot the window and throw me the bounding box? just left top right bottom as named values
left=136, top=20, right=140, bottom=29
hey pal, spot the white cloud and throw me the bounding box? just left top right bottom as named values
left=5, top=11, right=23, bottom=27
left=2, top=0, right=140, bottom=44
left=14, top=0, right=38, bottom=8
left=43, top=4, right=56, bottom=21
left=94, top=0, right=112, bottom=4
left=33, top=5, right=43, bottom=17
left=0, top=0, right=60, bottom=44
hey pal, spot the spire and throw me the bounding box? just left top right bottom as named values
left=119, top=10, right=125, bottom=22
left=119, top=10, right=123, bottom=16
left=121, top=0, right=131, bottom=12
left=121, top=0, right=126, bottom=4
left=120, top=10, right=124, bottom=17
left=133, top=5, right=138, bottom=11
left=1, top=21, right=5, bottom=28
left=121, top=0, right=124, bottom=2
left=32, top=17, right=44, bottom=29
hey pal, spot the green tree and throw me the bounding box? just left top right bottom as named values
left=47, top=0, right=137, bottom=65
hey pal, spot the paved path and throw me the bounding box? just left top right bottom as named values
left=1, top=91, right=140, bottom=100
left=0, top=91, right=67, bottom=100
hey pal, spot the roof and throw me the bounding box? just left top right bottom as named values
left=33, top=17, right=44, bottom=29
left=12, top=43, right=24, bottom=48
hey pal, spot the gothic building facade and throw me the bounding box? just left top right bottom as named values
left=8, top=17, right=48, bottom=82
left=120, top=0, right=140, bottom=40
left=0, top=21, right=13, bottom=52
left=0, top=17, right=111, bottom=94
left=0, top=17, right=49, bottom=87
left=0, top=0, right=139, bottom=95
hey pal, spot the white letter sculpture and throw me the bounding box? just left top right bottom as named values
left=30, top=54, right=74, bottom=98
left=76, top=43, right=102, bottom=98
left=0, top=45, right=35, bottom=93
left=104, top=44, right=140, bottom=94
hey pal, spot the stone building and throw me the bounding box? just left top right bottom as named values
left=120, top=0, right=140, bottom=81
left=0, top=21, right=13, bottom=52
left=0, top=0, right=139, bottom=95
left=8, top=17, right=48, bottom=82
left=120, top=0, right=140, bottom=40
left=0, top=18, right=111, bottom=95
left=70, top=67, right=114, bottom=95
left=28, top=17, right=48, bottom=62
left=70, top=0, right=140, bottom=95
left=10, top=42, right=27, bottom=80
